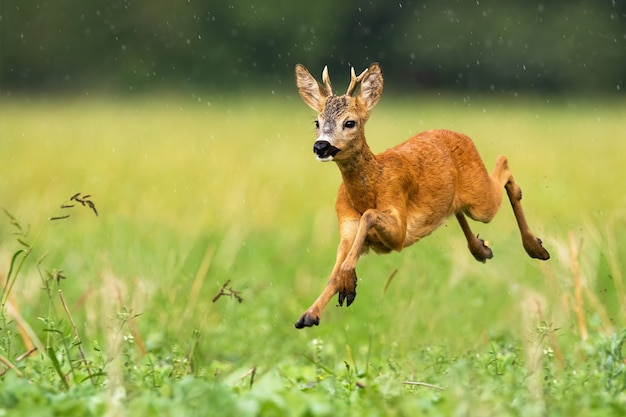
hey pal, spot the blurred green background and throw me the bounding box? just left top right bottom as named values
left=2, top=2, right=626, bottom=415
left=1, top=0, right=624, bottom=94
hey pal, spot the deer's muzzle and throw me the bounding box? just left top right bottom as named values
left=313, top=140, right=340, bottom=161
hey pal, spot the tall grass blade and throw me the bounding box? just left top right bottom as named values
left=47, top=346, right=70, bottom=390
left=2, top=249, right=26, bottom=305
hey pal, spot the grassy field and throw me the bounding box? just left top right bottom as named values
left=1, top=92, right=625, bottom=416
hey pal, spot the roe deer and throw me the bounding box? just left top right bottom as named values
left=294, top=62, right=550, bottom=329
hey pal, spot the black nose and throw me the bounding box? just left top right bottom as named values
left=313, top=140, right=340, bottom=159
left=313, top=140, right=330, bottom=155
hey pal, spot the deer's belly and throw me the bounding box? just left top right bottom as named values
left=403, top=210, right=448, bottom=247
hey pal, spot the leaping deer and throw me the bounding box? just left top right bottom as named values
left=294, top=62, right=550, bottom=329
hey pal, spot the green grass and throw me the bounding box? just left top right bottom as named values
left=1, top=92, right=626, bottom=416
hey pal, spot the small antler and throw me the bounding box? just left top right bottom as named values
left=346, top=67, right=370, bottom=96
left=322, top=66, right=333, bottom=96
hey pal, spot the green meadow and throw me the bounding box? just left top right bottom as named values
left=1, top=92, right=625, bottom=416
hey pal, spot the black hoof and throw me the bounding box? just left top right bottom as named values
left=338, top=290, right=356, bottom=307
left=471, top=236, right=493, bottom=263
left=295, top=313, right=320, bottom=329
left=525, top=237, right=550, bottom=260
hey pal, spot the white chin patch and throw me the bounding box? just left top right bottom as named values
left=316, top=155, right=334, bottom=162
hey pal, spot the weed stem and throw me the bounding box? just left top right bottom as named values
left=402, top=380, right=445, bottom=391
left=0, top=352, right=23, bottom=377
left=59, top=289, right=95, bottom=385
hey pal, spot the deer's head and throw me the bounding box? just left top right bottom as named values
left=295, top=63, right=384, bottom=162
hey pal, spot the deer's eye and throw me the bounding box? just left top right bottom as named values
left=314, top=120, right=320, bottom=129
left=343, top=120, right=356, bottom=129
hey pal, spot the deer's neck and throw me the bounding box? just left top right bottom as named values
left=336, top=142, right=379, bottom=214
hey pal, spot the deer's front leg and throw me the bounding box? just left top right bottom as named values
left=295, top=219, right=359, bottom=329
left=341, top=208, right=407, bottom=272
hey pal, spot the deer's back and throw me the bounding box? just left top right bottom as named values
left=390, top=129, right=486, bottom=187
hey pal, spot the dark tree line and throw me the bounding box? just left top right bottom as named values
left=1, top=0, right=624, bottom=93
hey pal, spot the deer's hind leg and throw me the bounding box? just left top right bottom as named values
left=454, top=155, right=504, bottom=262
left=491, top=155, right=550, bottom=260
left=456, top=212, right=493, bottom=262
left=455, top=154, right=549, bottom=262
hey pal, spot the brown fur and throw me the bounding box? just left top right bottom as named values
left=294, top=63, right=549, bottom=328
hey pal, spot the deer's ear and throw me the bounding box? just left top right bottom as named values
left=295, top=64, right=330, bottom=112
left=357, top=63, right=383, bottom=111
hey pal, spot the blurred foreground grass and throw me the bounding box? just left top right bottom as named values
left=0, top=93, right=625, bottom=415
